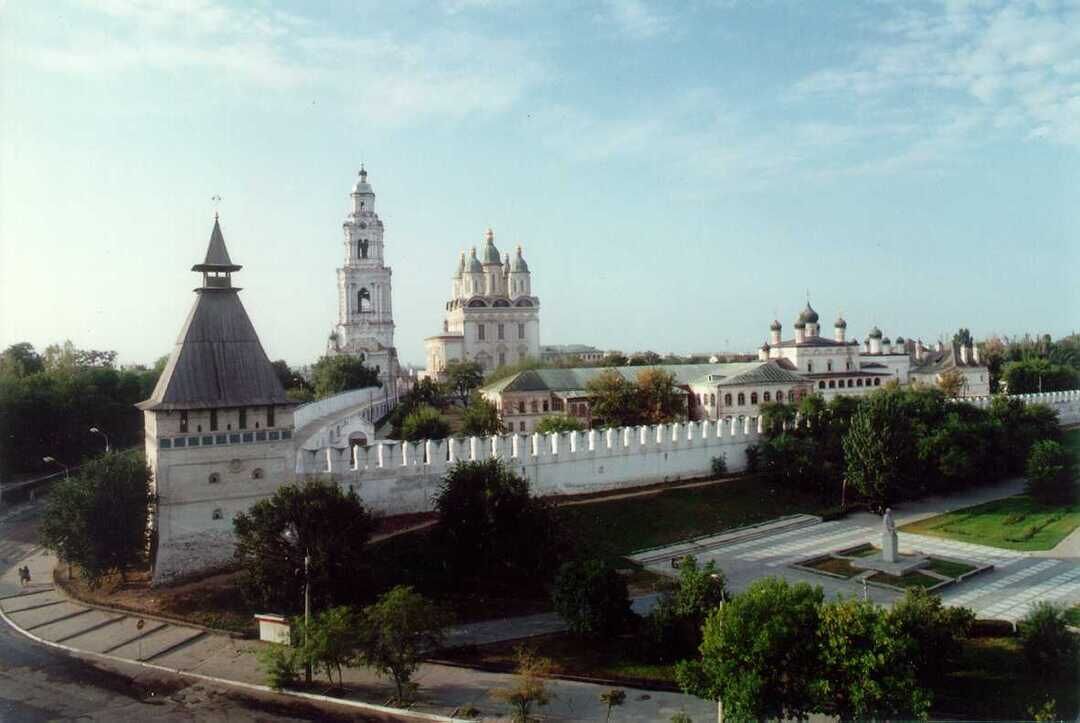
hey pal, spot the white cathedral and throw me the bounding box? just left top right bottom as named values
left=327, top=168, right=399, bottom=385
left=425, top=228, right=540, bottom=377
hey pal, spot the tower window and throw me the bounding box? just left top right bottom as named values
left=358, top=239, right=369, bottom=259
left=358, top=288, right=371, bottom=313
left=180, top=411, right=188, bottom=433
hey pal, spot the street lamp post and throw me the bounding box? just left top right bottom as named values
left=283, top=527, right=313, bottom=684
left=42, top=456, right=69, bottom=479
left=89, top=426, right=111, bottom=453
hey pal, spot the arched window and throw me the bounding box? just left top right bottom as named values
left=763, top=391, right=771, bottom=402
left=847, top=379, right=854, bottom=388
left=750, top=392, right=758, bottom=404
left=807, top=362, right=813, bottom=373
left=828, top=380, right=836, bottom=389
left=857, top=378, right=864, bottom=387
left=251, top=468, right=264, bottom=480
left=710, top=393, right=716, bottom=405
left=818, top=381, right=826, bottom=389
left=724, top=393, right=732, bottom=406
left=874, top=377, right=881, bottom=386
left=357, top=288, right=371, bottom=313
left=212, top=508, right=223, bottom=520
left=530, top=400, right=539, bottom=413
left=208, top=472, right=220, bottom=484
left=776, top=390, right=784, bottom=402
left=737, top=393, right=746, bottom=405
left=358, top=239, right=369, bottom=259
left=518, top=401, right=525, bottom=413
left=827, top=361, right=833, bottom=372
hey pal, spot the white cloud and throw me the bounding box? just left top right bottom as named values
left=17, top=0, right=545, bottom=124
left=596, top=0, right=671, bottom=39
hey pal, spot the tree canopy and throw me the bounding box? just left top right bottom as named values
left=461, top=394, right=504, bottom=437
left=233, top=481, right=374, bottom=611
left=444, top=360, right=484, bottom=404
left=310, top=354, right=381, bottom=399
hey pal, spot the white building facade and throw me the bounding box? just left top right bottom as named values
left=328, top=168, right=398, bottom=385
left=425, top=229, right=540, bottom=377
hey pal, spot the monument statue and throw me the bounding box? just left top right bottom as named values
left=882, top=508, right=898, bottom=563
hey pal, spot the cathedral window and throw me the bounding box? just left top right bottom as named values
left=857, top=378, right=863, bottom=387
left=358, top=239, right=369, bottom=259
left=737, top=393, right=745, bottom=405
left=267, top=406, right=275, bottom=427
left=531, top=400, right=539, bottom=413
left=819, top=381, right=826, bottom=389
left=874, top=377, right=881, bottom=386
left=776, top=391, right=784, bottom=402
left=724, top=393, right=732, bottom=406
left=498, top=323, right=505, bottom=340
left=542, top=400, right=549, bottom=412
left=520, top=422, right=526, bottom=432
left=478, top=325, right=486, bottom=341
left=358, top=288, right=372, bottom=313
left=763, top=392, right=771, bottom=402
left=499, top=351, right=506, bottom=366
left=239, top=407, right=248, bottom=430
left=750, top=392, right=758, bottom=405
left=518, top=401, right=525, bottom=413
left=828, top=380, right=835, bottom=389
left=518, top=323, right=525, bottom=339
left=180, top=411, right=189, bottom=433
left=210, top=409, right=218, bottom=432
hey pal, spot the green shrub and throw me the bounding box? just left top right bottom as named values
left=1018, top=602, right=1079, bottom=676
left=551, top=559, right=632, bottom=637
left=258, top=643, right=300, bottom=691
left=710, top=454, right=727, bottom=477
left=1025, top=440, right=1076, bottom=505
left=400, top=404, right=451, bottom=441
left=744, top=444, right=760, bottom=474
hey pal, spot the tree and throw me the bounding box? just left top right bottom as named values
left=444, top=360, right=484, bottom=405
left=461, top=394, right=503, bottom=436
left=814, top=597, right=930, bottom=720
left=432, top=460, right=564, bottom=584
left=676, top=578, right=822, bottom=721
left=888, top=588, right=974, bottom=691
left=937, top=368, right=967, bottom=399
left=953, top=328, right=973, bottom=348
left=400, top=405, right=451, bottom=441
left=38, top=451, right=153, bottom=587
left=310, top=354, right=381, bottom=399
left=357, top=586, right=449, bottom=702
left=258, top=643, right=300, bottom=691
left=1003, top=358, right=1078, bottom=394
left=586, top=369, right=641, bottom=428
left=294, top=605, right=359, bottom=686
left=628, top=351, right=662, bottom=366
left=535, top=415, right=584, bottom=434
left=843, top=390, right=919, bottom=509
left=551, top=559, right=632, bottom=637
left=1025, top=440, right=1076, bottom=504
left=1018, top=602, right=1078, bottom=677
left=232, top=481, right=374, bottom=611
left=491, top=647, right=554, bottom=722
left=0, top=342, right=44, bottom=377
left=272, top=359, right=313, bottom=398
left=647, top=555, right=726, bottom=660
left=635, top=368, right=686, bottom=424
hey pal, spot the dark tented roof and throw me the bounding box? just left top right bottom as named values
left=192, top=217, right=241, bottom=272
left=138, top=291, right=289, bottom=411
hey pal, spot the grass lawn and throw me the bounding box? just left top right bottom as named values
left=933, top=635, right=1079, bottom=720
left=437, top=630, right=678, bottom=688
left=900, top=495, right=1080, bottom=551
left=1066, top=605, right=1080, bottom=627
left=926, top=558, right=976, bottom=578
left=556, top=475, right=832, bottom=562
left=868, top=570, right=940, bottom=589
left=802, top=555, right=861, bottom=578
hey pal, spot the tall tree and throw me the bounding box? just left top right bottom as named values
left=38, top=451, right=154, bottom=586
left=585, top=369, right=641, bottom=428
left=461, top=394, right=503, bottom=436
left=676, top=578, right=823, bottom=721
left=357, top=585, right=449, bottom=702
left=0, top=342, right=44, bottom=377
left=843, top=391, right=918, bottom=509
left=399, top=405, right=451, bottom=441
left=635, top=368, right=686, bottom=424
left=232, top=481, right=374, bottom=611
left=310, top=355, right=381, bottom=399
left=444, top=360, right=484, bottom=404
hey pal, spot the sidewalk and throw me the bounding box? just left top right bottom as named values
left=0, top=547, right=713, bottom=722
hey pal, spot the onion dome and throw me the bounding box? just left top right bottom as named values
left=895, top=336, right=905, bottom=344
left=869, top=326, right=883, bottom=339
left=770, top=319, right=782, bottom=331
left=834, top=316, right=847, bottom=329
left=467, top=247, right=483, bottom=273
left=510, top=245, right=530, bottom=273
left=760, top=341, right=771, bottom=351
left=798, top=303, right=819, bottom=324
left=882, top=337, right=892, bottom=345
left=351, top=166, right=372, bottom=195
left=480, top=228, right=502, bottom=264
left=453, top=252, right=465, bottom=279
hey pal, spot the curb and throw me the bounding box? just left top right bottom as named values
left=0, top=603, right=465, bottom=722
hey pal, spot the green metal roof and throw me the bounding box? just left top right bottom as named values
left=482, top=362, right=802, bottom=395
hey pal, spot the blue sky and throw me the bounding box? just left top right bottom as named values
left=1, top=0, right=1077, bottom=368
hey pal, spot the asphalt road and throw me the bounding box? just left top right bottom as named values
left=0, top=504, right=389, bottom=722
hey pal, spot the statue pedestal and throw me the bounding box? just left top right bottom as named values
left=883, top=530, right=898, bottom=563
left=852, top=550, right=929, bottom=576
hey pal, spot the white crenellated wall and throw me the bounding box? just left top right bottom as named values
left=300, top=417, right=769, bottom=516
left=300, top=390, right=1080, bottom=518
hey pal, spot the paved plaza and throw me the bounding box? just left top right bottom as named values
left=634, top=509, right=1080, bottom=623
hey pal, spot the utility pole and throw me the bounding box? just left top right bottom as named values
left=303, top=552, right=312, bottom=684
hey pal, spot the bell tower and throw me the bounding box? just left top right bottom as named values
left=329, top=167, right=398, bottom=385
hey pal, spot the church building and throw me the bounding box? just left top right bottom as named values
left=138, top=216, right=296, bottom=583
left=327, top=167, right=399, bottom=386
left=425, top=229, right=540, bottom=377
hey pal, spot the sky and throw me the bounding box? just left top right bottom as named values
left=1, top=0, right=1077, bottom=368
